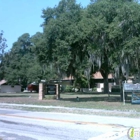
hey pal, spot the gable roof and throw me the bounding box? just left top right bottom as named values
left=0, top=80, right=7, bottom=85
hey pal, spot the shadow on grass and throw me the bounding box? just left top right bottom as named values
left=0, top=95, right=29, bottom=98
left=62, top=92, right=106, bottom=95
left=60, top=96, right=131, bottom=103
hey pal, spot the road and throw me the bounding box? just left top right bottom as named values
left=0, top=108, right=140, bottom=140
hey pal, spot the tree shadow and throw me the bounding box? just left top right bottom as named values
left=60, top=95, right=132, bottom=103
left=0, top=95, right=29, bottom=98
left=62, top=92, right=106, bottom=95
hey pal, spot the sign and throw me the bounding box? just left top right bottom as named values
left=123, top=83, right=140, bottom=105
left=46, top=84, right=56, bottom=94
left=133, top=84, right=140, bottom=90
left=132, top=92, right=140, bottom=104
left=123, top=83, right=140, bottom=91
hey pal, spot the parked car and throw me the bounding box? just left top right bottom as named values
left=27, top=84, right=38, bottom=92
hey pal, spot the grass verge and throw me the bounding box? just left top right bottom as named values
left=0, top=92, right=140, bottom=118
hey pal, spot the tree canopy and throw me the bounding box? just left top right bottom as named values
left=0, top=30, right=7, bottom=53
left=1, top=33, right=43, bottom=88
left=2, top=0, right=140, bottom=92
left=0, top=30, right=7, bottom=80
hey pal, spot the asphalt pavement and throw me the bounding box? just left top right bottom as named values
left=0, top=103, right=140, bottom=128
left=0, top=103, right=140, bottom=140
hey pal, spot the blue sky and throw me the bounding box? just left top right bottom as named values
left=0, top=0, right=90, bottom=51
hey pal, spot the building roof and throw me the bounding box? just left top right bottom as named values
left=62, top=75, right=73, bottom=80
left=93, top=72, right=113, bottom=79
left=62, top=72, right=113, bottom=80
left=0, top=80, right=7, bottom=85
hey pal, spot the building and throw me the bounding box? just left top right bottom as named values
left=0, top=80, right=21, bottom=93
left=93, top=72, right=114, bottom=92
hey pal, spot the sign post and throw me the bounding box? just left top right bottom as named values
left=123, top=83, right=133, bottom=105
left=132, top=84, right=140, bottom=104
left=55, top=84, right=60, bottom=100
left=39, top=83, right=45, bottom=100
left=123, top=87, right=125, bottom=105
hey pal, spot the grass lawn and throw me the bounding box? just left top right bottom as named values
left=0, top=92, right=140, bottom=117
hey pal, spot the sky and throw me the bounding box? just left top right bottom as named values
left=0, top=0, right=90, bottom=51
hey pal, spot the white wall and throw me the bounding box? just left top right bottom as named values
left=0, top=85, right=21, bottom=93
left=97, top=83, right=113, bottom=92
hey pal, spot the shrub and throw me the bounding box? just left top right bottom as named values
left=64, top=85, right=73, bottom=92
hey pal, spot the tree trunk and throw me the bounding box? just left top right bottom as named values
left=114, top=78, right=119, bottom=85
left=100, top=69, right=109, bottom=94
left=103, top=74, right=109, bottom=94
left=100, top=51, right=109, bottom=93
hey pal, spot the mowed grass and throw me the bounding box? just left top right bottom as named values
left=0, top=92, right=139, bottom=112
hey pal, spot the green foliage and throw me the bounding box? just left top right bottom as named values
left=2, top=33, right=43, bottom=87
left=2, top=0, right=140, bottom=93
left=40, top=0, right=85, bottom=79
left=0, top=30, right=7, bottom=53
left=0, top=31, right=8, bottom=80
left=92, top=87, right=97, bottom=92
left=64, top=85, right=74, bottom=92
left=74, top=74, right=89, bottom=88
